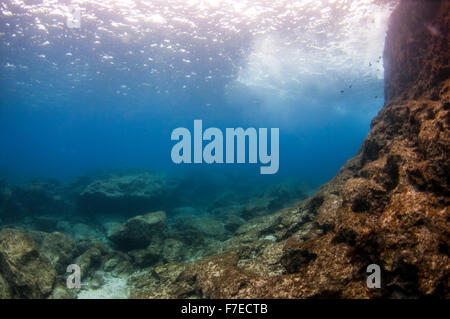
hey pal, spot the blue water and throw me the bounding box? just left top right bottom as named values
left=0, top=0, right=392, bottom=189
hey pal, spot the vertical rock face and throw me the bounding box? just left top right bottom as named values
left=132, top=0, right=449, bottom=299
left=384, top=0, right=449, bottom=102
left=291, top=0, right=449, bottom=298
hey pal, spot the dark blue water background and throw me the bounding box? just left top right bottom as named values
left=0, top=0, right=393, bottom=190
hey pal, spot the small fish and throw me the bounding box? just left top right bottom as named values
left=340, top=90, right=344, bottom=94
left=369, top=62, right=372, bottom=67
left=349, top=85, right=352, bottom=89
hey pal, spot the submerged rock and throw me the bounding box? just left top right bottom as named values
left=74, top=238, right=133, bottom=281
left=68, top=223, right=105, bottom=241
left=75, top=247, right=103, bottom=279
left=108, top=211, right=168, bottom=251
left=162, top=238, right=185, bottom=263
left=48, top=283, right=75, bottom=299
left=0, top=272, right=12, bottom=298
left=76, top=173, right=179, bottom=216
left=0, top=229, right=56, bottom=298
left=30, top=231, right=79, bottom=273
left=0, top=181, right=72, bottom=223
left=128, top=239, right=164, bottom=267
left=170, top=215, right=228, bottom=243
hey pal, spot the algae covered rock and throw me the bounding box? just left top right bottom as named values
left=77, top=173, right=179, bottom=216
left=76, top=247, right=102, bottom=279
left=74, top=238, right=133, bottom=280
left=108, top=211, right=168, bottom=251
left=171, top=215, right=228, bottom=244
left=0, top=228, right=56, bottom=298
left=128, top=239, right=164, bottom=267
left=0, top=272, right=12, bottom=298
left=48, top=284, right=75, bottom=299
left=30, top=231, right=79, bottom=273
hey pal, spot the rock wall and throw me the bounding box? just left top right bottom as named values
left=384, top=0, right=449, bottom=102
left=132, top=0, right=449, bottom=298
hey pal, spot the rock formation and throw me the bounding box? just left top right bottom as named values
left=0, top=229, right=56, bottom=298
left=76, top=173, right=179, bottom=216
left=108, top=211, right=168, bottom=250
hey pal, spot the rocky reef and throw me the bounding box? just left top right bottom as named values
left=0, top=0, right=448, bottom=299
left=0, top=172, right=307, bottom=298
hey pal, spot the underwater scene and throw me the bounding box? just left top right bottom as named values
left=0, top=0, right=449, bottom=301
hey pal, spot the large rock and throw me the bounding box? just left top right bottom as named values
left=75, top=246, right=103, bottom=279
left=76, top=173, right=179, bottom=216
left=74, top=238, right=133, bottom=281
left=128, top=238, right=164, bottom=267
left=108, top=211, right=168, bottom=251
left=48, top=283, right=75, bottom=299
left=30, top=231, right=79, bottom=273
left=0, top=229, right=56, bottom=298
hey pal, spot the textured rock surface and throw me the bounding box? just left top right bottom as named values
left=108, top=211, right=168, bottom=251
left=0, top=229, right=56, bottom=298
left=48, top=283, right=75, bottom=299
left=128, top=239, right=164, bottom=267
left=77, top=173, right=179, bottom=216
left=0, top=272, right=12, bottom=298
left=131, top=0, right=449, bottom=299
left=30, top=231, right=79, bottom=273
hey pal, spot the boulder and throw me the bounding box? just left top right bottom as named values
left=108, top=211, right=168, bottom=251
left=128, top=238, right=164, bottom=267
left=30, top=231, right=79, bottom=273
left=102, top=253, right=133, bottom=275
left=76, top=173, right=179, bottom=216
left=75, top=247, right=103, bottom=279
left=0, top=229, right=56, bottom=298
left=74, top=238, right=133, bottom=279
